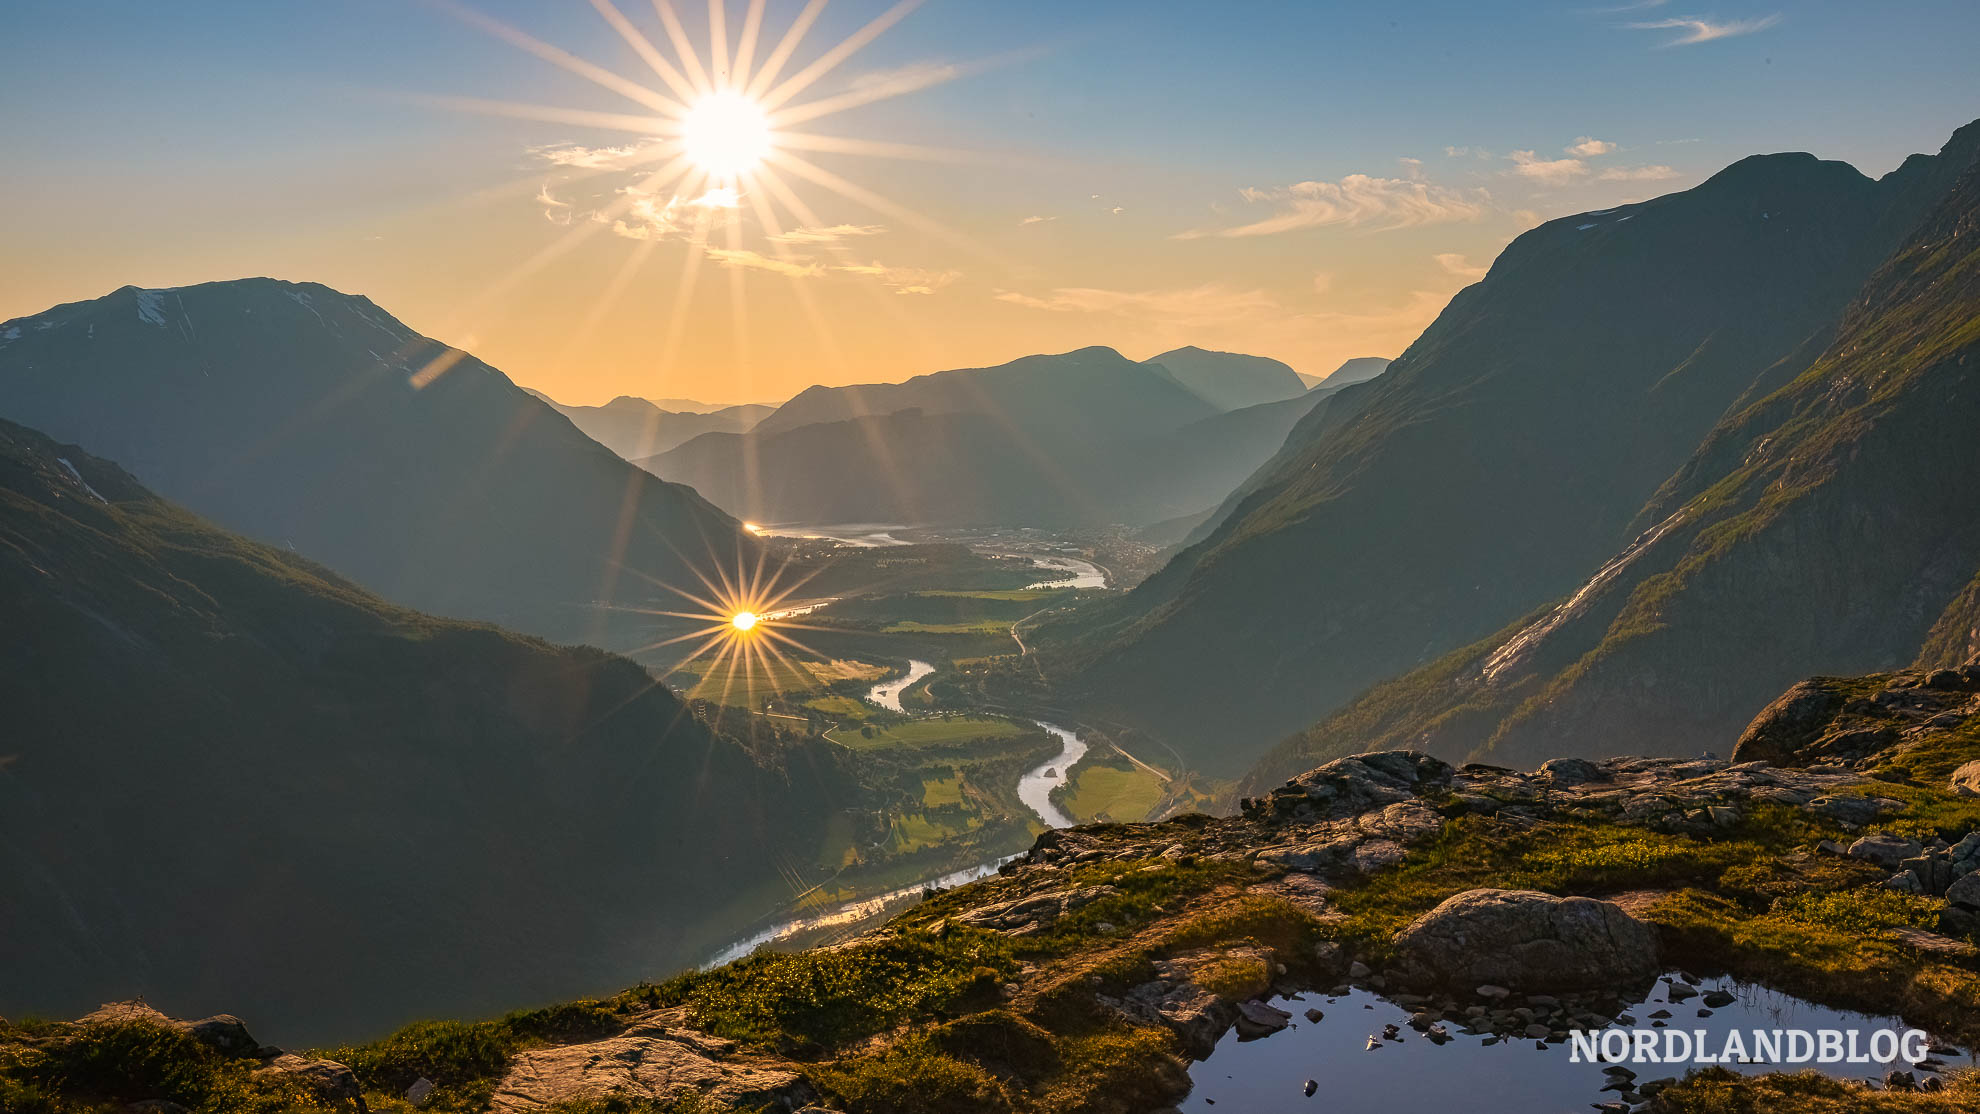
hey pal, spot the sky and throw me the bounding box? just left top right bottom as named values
left=2, top=2, right=1976, bottom=406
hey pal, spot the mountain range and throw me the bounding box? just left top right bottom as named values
left=1245, top=129, right=1980, bottom=791
left=527, top=391, right=776, bottom=459
left=639, top=347, right=1366, bottom=528
left=0, top=279, right=751, bottom=639
left=0, top=418, right=857, bottom=1044
left=1038, top=119, right=1980, bottom=777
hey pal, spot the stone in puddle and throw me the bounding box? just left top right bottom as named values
left=1234, top=1000, right=1292, bottom=1040
left=1390, top=889, right=1658, bottom=992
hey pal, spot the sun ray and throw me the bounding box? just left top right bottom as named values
left=651, top=0, right=714, bottom=96
left=771, top=130, right=994, bottom=164
left=435, top=0, right=689, bottom=118
left=766, top=148, right=1014, bottom=267
left=707, top=0, right=731, bottom=88
left=744, top=0, right=830, bottom=101
left=731, top=0, right=768, bottom=91
left=760, top=0, right=924, bottom=112
left=586, top=0, right=703, bottom=104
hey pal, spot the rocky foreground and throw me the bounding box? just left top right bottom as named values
left=5, top=664, right=1980, bottom=1114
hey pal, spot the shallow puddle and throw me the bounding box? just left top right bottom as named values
left=1182, top=974, right=1973, bottom=1113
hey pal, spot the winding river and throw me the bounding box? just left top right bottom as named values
left=700, top=660, right=1085, bottom=967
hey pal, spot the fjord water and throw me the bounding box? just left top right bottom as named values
left=1182, top=979, right=1973, bottom=1113
left=701, top=664, right=1088, bottom=965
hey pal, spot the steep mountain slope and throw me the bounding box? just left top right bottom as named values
left=0, top=419, right=857, bottom=1045
left=1039, top=123, right=1980, bottom=775
left=1140, top=346, right=1306, bottom=410
left=536, top=393, right=773, bottom=460
left=1243, top=142, right=1980, bottom=788
left=750, top=346, right=1219, bottom=439
left=640, top=378, right=1326, bottom=528
left=0, top=279, right=751, bottom=638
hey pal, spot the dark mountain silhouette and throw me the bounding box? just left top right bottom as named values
left=0, top=418, right=856, bottom=1045
left=0, top=279, right=751, bottom=639
left=1141, top=346, right=1307, bottom=410
left=1244, top=130, right=1980, bottom=788
left=1037, top=121, right=1980, bottom=776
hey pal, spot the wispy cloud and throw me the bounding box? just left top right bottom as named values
left=1597, top=164, right=1680, bottom=181
left=1434, top=253, right=1489, bottom=280
left=607, top=186, right=739, bottom=242
left=1180, top=174, right=1491, bottom=238
left=1626, top=14, right=1781, bottom=46
left=837, top=261, right=960, bottom=295
left=1507, top=149, right=1592, bottom=185
left=536, top=183, right=572, bottom=225
left=704, top=247, right=824, bottom=279
left=1019, top=215, right=1055, bottom=225
left=769, top=224, right=885, bottom=245
left=530, top=140, right=669, bottom=170
left=1566, top=136, right=1617, bottom=157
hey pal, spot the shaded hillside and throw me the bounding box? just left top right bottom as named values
left=1242, top=138, right=1980, bottom=788
left=1038, top=123, right=1980, bottom=776
left=0, top=419, right=857, bottom=1045
left=535, top=394, right=773, bottom=460
left=1141, top=346, right=1306, bottom=410
left=641, top=359, right=1325, bottom=528
left=751, top=346, right=1218, bottom=439
left=0, top=279, right=751, bottom=638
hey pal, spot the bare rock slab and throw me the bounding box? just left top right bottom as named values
left=1392, top=888, right=1659, bottom=993
left=489, top=1014, right=813, bottom=1113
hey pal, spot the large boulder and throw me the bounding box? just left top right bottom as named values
left=1248, top=751, right=1454, bottom=823
left=1391, top=889, right=1659, bottom=993
left=1732, top=681, right=1844, bottom=766
left=489, top=1014, right=813, bottom=1113
left=252, top=1055, right=367, bottom=1111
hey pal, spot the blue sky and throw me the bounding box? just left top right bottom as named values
left=4, top=1, right=1976, bottom=402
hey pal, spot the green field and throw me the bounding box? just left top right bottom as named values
left=886, top=810, right=980, bottom=853
left=828, top=715, right=1031, bottom=750
left=920, top=775, right=964, bottom=807
left=881, top=620, right=1013, bottom=634
left=1060, top=763, right=1166, bottom=824
left=677, top=654, right=885, bottom=709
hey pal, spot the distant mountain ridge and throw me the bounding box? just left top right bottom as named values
left=1037, top=120, right=1980, bottom=775
left=0, top=417, right=855, bottom=1044
left=1140, top=346, right=1307, bottom=410
left=752, top=345, right=1219, bottom=441
left=0, top=278, right=751, bottom=639
left=640, top=347, right=1333, bottom=527
left=533, top=392, right=774, bottom=460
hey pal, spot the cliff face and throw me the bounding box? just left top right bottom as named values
left=1243, top=125, right=1980, bottom=788
left=1039, top=125, right=1980, bottom=776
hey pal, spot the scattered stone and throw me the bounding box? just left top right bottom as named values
left=1303, top=1079, right=1318, bottom=1097
left=1234, top=1000, right=1293, bottom=1040
left=253, top=1055, right=369, bottom=1112
left=1947, top=872, right=1980, bottom=911
left=1304, top=1008, right=1324, bottom=1023
left=405, top=1077, right=436, bottom=1107
left=1848, top=832, right=1925, bottom=869
left=1701, top=990, right=1737, bottom=1009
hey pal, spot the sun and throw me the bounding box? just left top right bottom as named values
left=683, top=91, right=771, bottom=179
left=729, top=610, right=760, bottom=633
